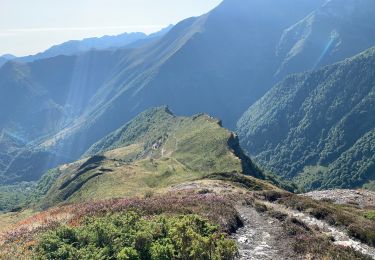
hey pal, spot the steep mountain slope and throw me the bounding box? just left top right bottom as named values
left=35, top=106, right=263, bottom=208
left=0, top=50, right=125, bottom=137
left=237, top=47, right=375, bottom=191
left=3, top=0, right=375, bottom=185
left=0, top=0, right=325, bottom=184
left=0, top=50, right=129, bottom=183
left=75, top=0, right=324, bottom=130
left=0, top=130, right=25, bottom=173
left=275, top=0, right=375, bottom=77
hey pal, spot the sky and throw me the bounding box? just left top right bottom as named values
left=0, top=0, right=222, bottom=56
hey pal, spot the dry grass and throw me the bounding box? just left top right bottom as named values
left=0, top=188, right=243, bottom=257
left=0, top=210, right=35, bottom=234
left=281, top=216, right=372, bottom=260
left=273, top=192, right=375, bottom=247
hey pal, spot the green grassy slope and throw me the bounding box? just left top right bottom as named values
left=37, top=107, right=263, bottom=208
left=237, top=47, right=375, bottom=191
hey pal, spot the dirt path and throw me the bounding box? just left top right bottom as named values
left=303, top=189, right=375, bottom=208
left=233, top=205, right=297, bottom=260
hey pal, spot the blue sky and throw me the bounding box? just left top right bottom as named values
left=0, top=0, right=222, bottom=56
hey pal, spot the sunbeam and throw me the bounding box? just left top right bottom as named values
left=313, top=34, right=337, bottom=70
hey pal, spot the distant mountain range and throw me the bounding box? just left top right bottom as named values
left=1, top=1, right=375, bottom=258
left=0, top=0, right=374, bottom=192
left=0, top=25, right=172, bottom=67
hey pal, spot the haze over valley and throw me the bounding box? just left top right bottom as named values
left=0, top=0, right=374, bottom=259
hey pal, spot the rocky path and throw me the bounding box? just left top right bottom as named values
left=303, top=189, right=375, bottom=208
left=234, top=202, right=375, bottom=259
left=168, top=181, right=375, bottom=259
left=233, top=205, right=297, bottom=260
left=265, top=202, right=375, bottom=259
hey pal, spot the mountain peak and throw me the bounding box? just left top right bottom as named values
left=0, top=54, right=16, bottom=60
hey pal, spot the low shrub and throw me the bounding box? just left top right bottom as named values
left=309, top=207, right=331, bottom=220
left=293, top=236, right=371, bottom=260
left=204, top=172, right=264, bottom=191
left=283, top=217, right=310, bottom=236
left=261, top=190, right=282, bottom=202
left=364, top=211, right=375, bottom=221
left=268, top=210, right=287, bottom=221
left=282, top=217, right=370, bottom=259
left=144, top=191, right=154, bottom=198
left=197, top=189, right=211, bottom=194
left=348, top=224, right=375, bottom=247
left=34, top=212, right=238, bottom=259
left=253, top=202, right=268, bottom=213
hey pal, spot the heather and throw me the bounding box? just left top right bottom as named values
left=0, top=192, right=241, bottom=257
left=259, top=190, right=375, bottom=247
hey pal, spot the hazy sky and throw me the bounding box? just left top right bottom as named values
left=0, top=0, right=222, bottom=56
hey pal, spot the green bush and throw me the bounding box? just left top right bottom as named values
left=364, top=211, right=375, bottom=221
left=34, top=212, right=237, bottom=259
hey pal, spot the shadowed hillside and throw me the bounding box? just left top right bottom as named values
left=238, top=47, right=375, bottom=191
left=1, top=0, right=375, bottom=188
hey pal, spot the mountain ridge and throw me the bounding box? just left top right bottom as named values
left=34, top=106, right=263, bottom=208
left=0, top=26, right=172, bottom=67
left=2, top=0, right=375, bottom=187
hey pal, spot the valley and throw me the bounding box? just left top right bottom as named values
left=0, top=107, right=373, bottom=259
left=0, top=0, right=374, bottom=258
